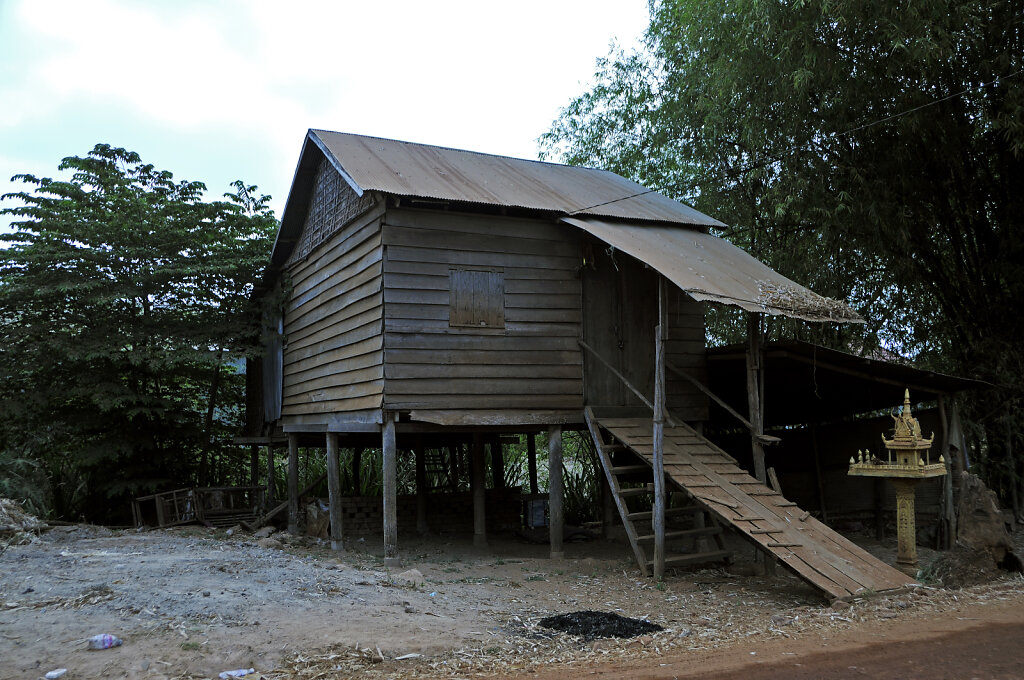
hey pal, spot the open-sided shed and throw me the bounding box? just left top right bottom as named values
left=247, top=130, right=914, bottom=599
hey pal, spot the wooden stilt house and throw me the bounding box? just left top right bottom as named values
left=248, top=130, right=915, bottom=599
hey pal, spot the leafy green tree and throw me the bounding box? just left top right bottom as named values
left=542, top=1, right=1023, bottom=503
left=0, top=145, right=277, bottom=520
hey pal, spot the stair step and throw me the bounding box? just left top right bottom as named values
left=647, top=550, right=732, bottom=568
left=626, top=506, right=703, bottom=521
left=618, top=487, right=652, bottom=498
left=600, top=443, right=626, bottom=452
left=636, top=527, right=722, bottom=542
left=610, top=465, right=650, bottom=475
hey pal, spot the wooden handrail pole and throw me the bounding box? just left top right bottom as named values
left=578, top=339, right=676, bottom=427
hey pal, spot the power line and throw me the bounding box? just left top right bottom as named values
left=567, top=68, right=1023, bottom=216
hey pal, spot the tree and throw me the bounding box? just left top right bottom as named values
left=542, top=0, right=1024, bottom=503
left=0, top=145, right=277, bottom=520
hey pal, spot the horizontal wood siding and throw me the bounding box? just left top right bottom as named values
left=382, top=208, right=584, bottom=412
left=666, top=286, right=710, bottom=422
left=581, top=237, right=708, bottom=422
left=281, top=204, right=386, bottom=418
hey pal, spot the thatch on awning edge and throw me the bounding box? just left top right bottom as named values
left=561, top=216, right=863, bottom=324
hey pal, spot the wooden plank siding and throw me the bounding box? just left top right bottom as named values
left=381, top=208, right=584, bottom=412
left=581, top=238, right=709, bottom=423
left=280, top=201, right=387, bottom=419
left=665, top=286, right=710, bottom=422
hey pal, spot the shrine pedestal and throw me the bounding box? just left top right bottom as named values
left=892, top=478, right=920, bottom=575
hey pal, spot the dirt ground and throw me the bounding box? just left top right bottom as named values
left=2, top=524, right=1022, bottom=680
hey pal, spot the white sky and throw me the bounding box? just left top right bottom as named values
left=0, top=0, right=649, bottom=233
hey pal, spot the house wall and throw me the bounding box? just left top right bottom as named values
left=279, top=161, right=387, bottom=425
left=581, top=241, right=709, bottom=422
left=665, top=285, right=710, bottom=422
left=380, top=207, right=584, bottom=413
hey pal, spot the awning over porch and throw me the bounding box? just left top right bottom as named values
left=560, top=216, right=862, bottom=324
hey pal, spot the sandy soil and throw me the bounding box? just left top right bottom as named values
left=1, top=524, right=1022, bottom=679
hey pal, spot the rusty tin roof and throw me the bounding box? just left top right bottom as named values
left=309, top=130, right=723, bottom=227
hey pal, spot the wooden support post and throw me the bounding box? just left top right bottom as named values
left=601, top=473, right=615, bottom=539
left=874, top=478, right=887, bottom=540
left=471, top=433, right=487, bottom=547
left=287, top=434, right=299, bottom=534
left=746, top=313, right=774, bottom=574
left=351, top=447, right=363, bottom=495
left=938, top=395, right=956, bottom=550
left=266, top=445, right=276, bottom=505
left=548, top=425, right=564, bottom=559
left=693, top=507, right=708, bottom=553
left=652, top=276, right=667, bottom=580
left=746, top=313, right=767, bottom=484
left=249, top=445, right=259, bottom=488
left=415, top=442, right=428, bottom=535
left=489, top=440, right=505, bottom=490
left=325, top=433, right=344, bottom=552
left=382, top=413, right=399, bottom=566
left=448, top=445, right=460, bottom=492
left=811, top=425, right=829, bottom=523
left=527, top=434, right=539, bottom=495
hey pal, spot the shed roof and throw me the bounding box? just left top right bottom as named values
left=561, top=217, right=861, bottom=323
left=706, top=340, right=988, bottom=427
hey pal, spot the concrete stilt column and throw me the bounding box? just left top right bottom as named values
left=325, top=433, right=344, bottom=552
left=548, top=426, right=564, bottom=560
left=287, top=434, right=299, bottom=534
left=382, top=413, right=400, bottom=567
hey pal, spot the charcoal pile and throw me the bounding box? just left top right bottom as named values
left=538, top=610, right=663, bottom=641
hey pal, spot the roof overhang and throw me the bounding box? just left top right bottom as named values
left=561, top=216, right=862, bottom=324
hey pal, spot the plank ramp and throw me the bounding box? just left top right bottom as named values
left=589, top=413, right=916, bottom=600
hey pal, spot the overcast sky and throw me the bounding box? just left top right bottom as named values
left=0, top=0, right=649, bottom=233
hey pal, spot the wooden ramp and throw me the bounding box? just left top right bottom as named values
left=586, top=411, right=915, bottom=600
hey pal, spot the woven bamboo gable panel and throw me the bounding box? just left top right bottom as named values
left=288, top=158, right=378, bottom=265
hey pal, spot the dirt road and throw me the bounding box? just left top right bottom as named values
left=2, top=524, right=1021, bottom=679
left=523, top=598, right=1024, bottom=679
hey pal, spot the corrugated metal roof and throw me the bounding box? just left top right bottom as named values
left=707, top=340, right=987, bottom=426
left=310, top=130, right=723, bottom=227
left=561, top=216, right=862, bottom=323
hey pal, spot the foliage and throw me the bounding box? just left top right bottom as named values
left=0, top=145, right=277, bottom=521
left=542, top=1, right=1023, bottom=503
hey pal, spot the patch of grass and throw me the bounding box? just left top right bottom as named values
left=655, top=581, right=666, bottom=592
left=493, top=558, right=506, bottom=565
left=526, top=574, right=546, bottom=582
left=444, top=567, right=461, bottom=573
left=180, top=641, right=201, bottom=651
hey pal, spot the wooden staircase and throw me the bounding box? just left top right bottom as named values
left=587, top=414, right=731, bottom=576
left=585, top=408, right=916, bottom=600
